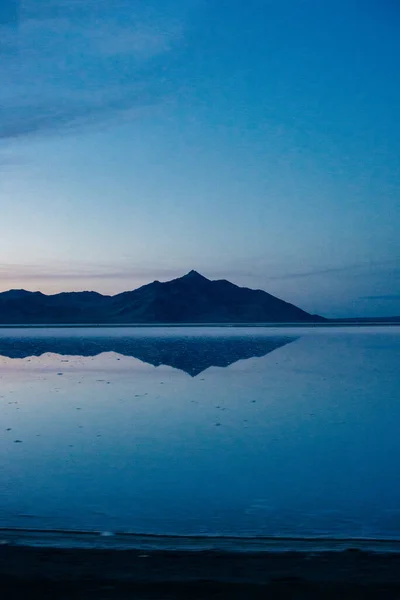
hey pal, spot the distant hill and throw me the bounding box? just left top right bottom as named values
left=0, top=270, right=325, bottom=324
left=331, top=316, right=400, bottom=323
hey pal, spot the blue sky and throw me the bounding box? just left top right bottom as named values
left=0, top=0, right=399, bottom=317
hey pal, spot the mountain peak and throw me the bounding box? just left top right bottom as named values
left=183, top=270, right=209, bottom=281
left=3, top=289, right=41, bottom=298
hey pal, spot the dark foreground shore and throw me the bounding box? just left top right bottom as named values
left=2, top=544, right=400, bottom=599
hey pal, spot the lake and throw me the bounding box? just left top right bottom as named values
left=1, top=326, right=399, bottom=540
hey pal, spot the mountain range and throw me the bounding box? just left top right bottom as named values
left=0, top=270, right=324, bottom=324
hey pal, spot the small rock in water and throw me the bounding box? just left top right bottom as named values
left=6, top=428, right=12, bottom=431
left=215, top=423, right=221, bottom=427
left=14, top=440, right=23, bottom=443
left=57, top=373, right=63, bottom=376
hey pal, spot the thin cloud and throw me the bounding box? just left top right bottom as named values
left=0, top=263, right=188, bottom=285
left=266, top=260, right=400, bottom=281
left=0, top=0, right=188, bottom=141
left=360, top=294, right=400, bottom=301
left=2, top=260, right=399, bottom=291
left=0, top=263, right=262, bottom=294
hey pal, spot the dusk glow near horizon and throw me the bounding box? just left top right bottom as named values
left=0, top=0, right=399, bottom=318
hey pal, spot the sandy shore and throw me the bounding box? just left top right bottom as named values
left=2, top=542, right=400, bottom=599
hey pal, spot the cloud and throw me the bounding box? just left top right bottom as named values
left=0, top=262, right=266, bottom=294
left=0, top=262, right=179, bottom=280
left=360, top=295, right=400, bottom=301
left=0, top=0, right=187, bottom=141
left=0, top=263, right=198, bottom=294
left=265, top=259, right=400, bottom=281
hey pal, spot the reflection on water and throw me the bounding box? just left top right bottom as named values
left=0, top=333, right=296, bottom=376
left=1, top=327, right=400, bottom=540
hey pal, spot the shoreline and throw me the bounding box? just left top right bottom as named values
left=2, top=528, right=400, bottom=553
left=0, top=321, right=399, bottom=328
left=2, top=542, right=400, bottom=599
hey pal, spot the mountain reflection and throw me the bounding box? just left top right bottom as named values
left=0, top=335, right=297, bottom=376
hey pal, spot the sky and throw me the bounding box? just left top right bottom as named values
left=0, top=0, right=399, bottom=318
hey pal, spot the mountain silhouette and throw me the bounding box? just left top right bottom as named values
left=0, top=271, right=324, bottom=324
left=0, top=334, right=297, bottom=376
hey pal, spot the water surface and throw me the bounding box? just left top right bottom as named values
left=1, top=326, right=399, bottom=539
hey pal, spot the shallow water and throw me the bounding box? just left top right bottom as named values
left=1, top=326, right=399, bottom=539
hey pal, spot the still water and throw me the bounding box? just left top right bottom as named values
left=1, top=326, right=399, bottom=539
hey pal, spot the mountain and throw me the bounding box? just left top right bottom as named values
left=0, top=334, right=298, bottom=376
left=331, top=316, right=400, bottom=323
left=0, top=270, right=324, bottom=324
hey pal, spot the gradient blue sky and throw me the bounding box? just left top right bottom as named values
left=0, top=0, right=399, bottom=317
